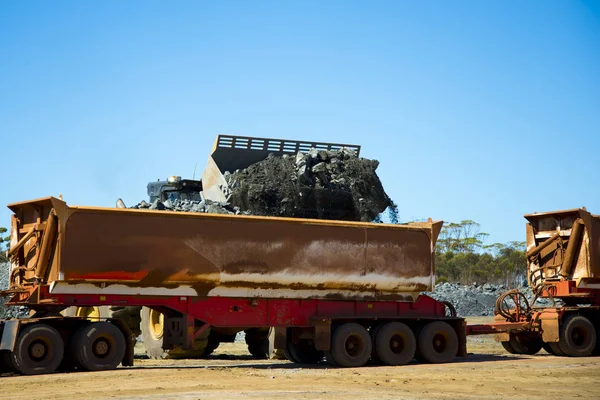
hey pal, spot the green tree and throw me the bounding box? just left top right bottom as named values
left=0, top=227, right=10, bottom=263
left=437, top=220, right=489, bottom=254
left=435, top=221, right=527, bottom=286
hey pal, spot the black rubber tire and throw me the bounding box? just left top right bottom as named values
left=11, top=324, right=64, bottom=375
left=504, top=335, right=543, bottom=355
left=202, top=334, right=220, bottom=357
left=110, top=306, right=142, bottom=337
left=370, top=324, right=383, bottom=363
left=417, top=321, right=458, bottom=364
left=285, top=329, right=323, bottom=364
left=375, top=322, right=416, bottom=366
left=547, top=342, right=566, bottom=356
left=501, top=341, right=517, bottom=354
left=245, top=328, right=272, bottom=359
left=558, top=315, right=596, bottom=357
left=140, top=307, right=167, bottom=359
left=329, top=323, right=372, bottom=367
left=140, top=307, right=211, bottom=359
left=324, top=351, right=336, bottom=366
left=542, top=342, right=553, bottom=354
left=72, top=322, right=126, bottom=371
left=283, top=348, right=298, bottom=362
left=0, top=350, right=15, bottom=373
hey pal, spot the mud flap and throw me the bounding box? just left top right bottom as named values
left=0, top=320, right=20, bottom=352
left=311, top=317, right=331, bottom=351
left=540, top=311, right=560, bottom=342
left=274, top=327, right=287, bottom=350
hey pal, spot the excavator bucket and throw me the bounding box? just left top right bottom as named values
left=201, top=134, right=361, bottom=203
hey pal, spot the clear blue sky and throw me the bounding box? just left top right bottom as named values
left=1, top=1, right=599, bottom=245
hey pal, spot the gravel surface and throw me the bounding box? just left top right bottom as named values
left=0, top=262, right=28, bottom=318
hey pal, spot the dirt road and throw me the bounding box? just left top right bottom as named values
left=1, top=318, right=599, bottom=400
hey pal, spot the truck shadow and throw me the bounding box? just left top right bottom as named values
left=126, top=353, right=525, bottom=371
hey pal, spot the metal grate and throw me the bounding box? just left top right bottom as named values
left=216, top=134, right=361, bottom=157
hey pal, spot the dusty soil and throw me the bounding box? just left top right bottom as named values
left=1, top=317, right=598, bottom=400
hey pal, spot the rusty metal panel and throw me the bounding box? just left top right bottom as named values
left=524, top=208, right=600, bottom=286
left=8, top=197, right=440, bottom=302
left=539, top=310, right=560, bottom=342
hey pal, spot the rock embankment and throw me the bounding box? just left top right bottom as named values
left=426, top=282, right=556, bottom=317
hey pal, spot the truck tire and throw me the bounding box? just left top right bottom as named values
left=369, top=324, right=383, bottom=363
left=10, top=324, right=64, bottom=375
left=245, top=328, right=272, bottom=359
left=558, top=315, right=596, bottom=357
left=0, top=350, right=15, bottom=373
left=501, top=341, right=517, bottom=354
left=284, top=328, right=323, bottom=364
left=140, top=307, right=210, bottom=359
left=245, top=328, right=285, bottom=359
left=202, top=334, right=220, bottom=357
left=110, top=306, right=142, bottom=337
left=329, top=323, right=372, bottom=367
left=502, top=335, right=542, bottom=355
left=417, top=321, right=458, bottom=364
left=546, top=342, right=566, bottom=356
left=374, top=322, right=416, bottom=366
left=72, top=322, right=126, bottom=371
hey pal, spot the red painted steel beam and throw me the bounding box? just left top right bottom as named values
left=26, top=287, right=449, bottom=328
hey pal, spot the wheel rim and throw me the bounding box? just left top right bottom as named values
left=29, top=340, right=47, bottom=361
left=390, top=333, right=406, bottom=354
left=93, top=338, right=110, bottom=358
left=76, top=307, right=101, bottom=320
left=149, top=310, right=164, bottom=341
left=432, top=333, right=448, bottom=353
left=345, top=334, right=365, bottom=357
left=570, top=326, right=588, bottom=348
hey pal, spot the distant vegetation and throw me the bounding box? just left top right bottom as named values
left=0, top=227, right=9, bottom=263
left=435, top=220, right=526, bottom=287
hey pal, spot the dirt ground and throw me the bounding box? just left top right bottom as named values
left=1, top=317, right=599, bottom=400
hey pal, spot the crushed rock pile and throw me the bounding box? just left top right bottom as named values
left=225, top=148, right=392, bottom=221
left=131, top=147, right=393, bottom=223
left=0, top=262, right=28, bottom=319
left=425, top=282, right=556, bottom=317
left=130, top=198, right=246, bottom=215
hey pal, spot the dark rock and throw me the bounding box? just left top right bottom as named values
left=149, top=199, right=166, bottom=210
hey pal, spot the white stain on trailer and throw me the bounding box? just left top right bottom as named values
left=217, top=272, right=432, bottom=292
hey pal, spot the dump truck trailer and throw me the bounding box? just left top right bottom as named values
left=119, top=135, right=368, bottom=360
left=0, top=196, right=464, bottom=375
left=468, top=208, right=600, bottom=356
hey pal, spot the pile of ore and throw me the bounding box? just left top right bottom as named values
left=425, top=282, right=556, bottom=317
left=225, top=148, right=392, bottom=221
left=130, top=198, right=247, bottom=215
left=131, top=147, right=393, bottom=223
left=0, top=262, right=28, bottom=319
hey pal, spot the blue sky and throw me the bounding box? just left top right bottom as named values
left=1, top=1, right=599, bottom=245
